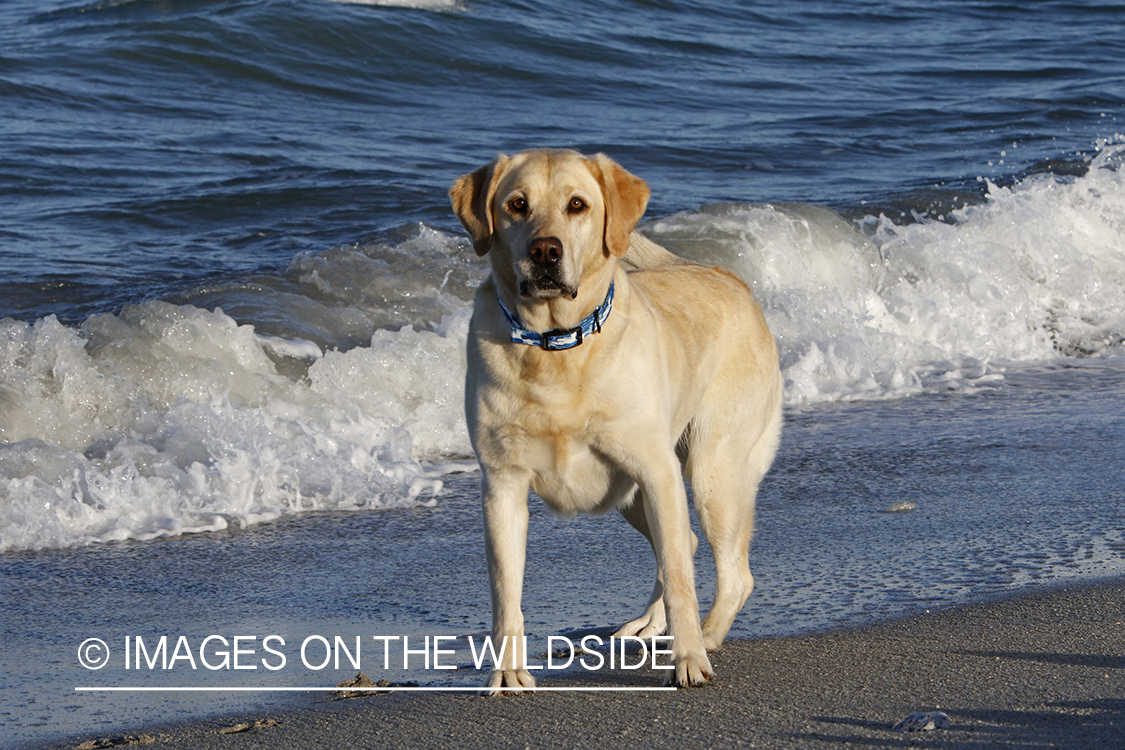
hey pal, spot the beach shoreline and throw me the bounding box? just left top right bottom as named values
left=35, top=576, right=1124, bottom=750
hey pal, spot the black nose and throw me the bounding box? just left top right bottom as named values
left=528, top=236, right=563, bottom=267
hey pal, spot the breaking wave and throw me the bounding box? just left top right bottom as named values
left=3, top=139, right=1123, bottom=552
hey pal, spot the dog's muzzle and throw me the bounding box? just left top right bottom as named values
left=520, top=236, right=578, bottom=299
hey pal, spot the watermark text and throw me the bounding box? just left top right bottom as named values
left=79, top=634, right=674, bottom=674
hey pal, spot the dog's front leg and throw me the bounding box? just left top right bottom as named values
left=640, top=459, right=714, bottom=687
left=481, top=470, right=535, bottom=694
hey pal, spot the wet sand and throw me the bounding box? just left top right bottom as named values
left=42, top=577, right=1124, bottom=749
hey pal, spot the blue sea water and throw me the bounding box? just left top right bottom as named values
left=2, top=0, right=1125, bottom=746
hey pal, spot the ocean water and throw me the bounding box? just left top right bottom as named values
left=2, top=0, right=1125, bottom=746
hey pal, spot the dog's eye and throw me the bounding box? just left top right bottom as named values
left=507, top=197, right=528, bottom=215
left=567, top=197, right=587, bottom=214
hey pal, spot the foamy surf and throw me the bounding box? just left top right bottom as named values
left=0, top=304, right=474, bottom=552
left=2, top=140, right=1123, bottom=552
left=649, top=137, right=1125, bottom=402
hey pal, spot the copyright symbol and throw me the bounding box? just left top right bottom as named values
left=78, top=638, right=110, bottom=670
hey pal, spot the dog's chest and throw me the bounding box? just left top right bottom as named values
left=477, top=376, right=629, bottom=513
left=470, top=321, right=643, bottom=513
left=509, top=404, right=626, bottom=513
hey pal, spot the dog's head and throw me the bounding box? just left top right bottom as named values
left=450, top=149, right=650, bottom=301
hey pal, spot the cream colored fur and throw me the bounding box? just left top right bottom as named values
left=450, top=149, right=782, bottom=692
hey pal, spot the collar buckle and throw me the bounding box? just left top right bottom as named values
left=540, top=326, right=582, bottom=351
left=498, top=280, right=614, bottom=352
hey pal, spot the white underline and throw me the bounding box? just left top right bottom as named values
left=75, top=686, right=674, bottom=692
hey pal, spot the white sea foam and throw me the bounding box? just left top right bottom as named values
left=2, top=140, right=1123, bottom=551
left=648, top=137, right=1125, bottom=403
left=0, top=304, right=473, bottom=552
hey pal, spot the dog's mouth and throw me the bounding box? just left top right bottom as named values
left=519, top=275, right=579, bottom=300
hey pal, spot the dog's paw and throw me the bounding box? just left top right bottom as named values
left=701, top=631, right=725, bottom=651
left=482, top=669, right=536, bottom=696
left=614, top=608, right=667, bottom=640
left=666, top=653, right=713, bottom=688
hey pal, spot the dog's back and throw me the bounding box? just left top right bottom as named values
left=621, top=231, right=694, bottom=271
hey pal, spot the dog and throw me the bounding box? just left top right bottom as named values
left=450, top=149, right=782, bottom=691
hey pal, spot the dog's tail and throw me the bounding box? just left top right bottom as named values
left=621, top=232, right=695, bottom=271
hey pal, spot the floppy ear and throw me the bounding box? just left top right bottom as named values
left=449, top=154, right=509, bottom=256
left=591, top=153, right=651, bottom=257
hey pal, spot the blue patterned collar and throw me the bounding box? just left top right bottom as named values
left=497, top=280, right=615, bottom=351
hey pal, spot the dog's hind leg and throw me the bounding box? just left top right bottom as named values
left=613, top=488, right=698, bottom=639
left=689, top=394, right=781, bottom=651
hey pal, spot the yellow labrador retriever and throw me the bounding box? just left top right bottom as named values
left=450, top=149, right=782, bottom=691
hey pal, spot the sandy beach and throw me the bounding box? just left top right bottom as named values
left=38, top=576, right=1123, bottom=750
